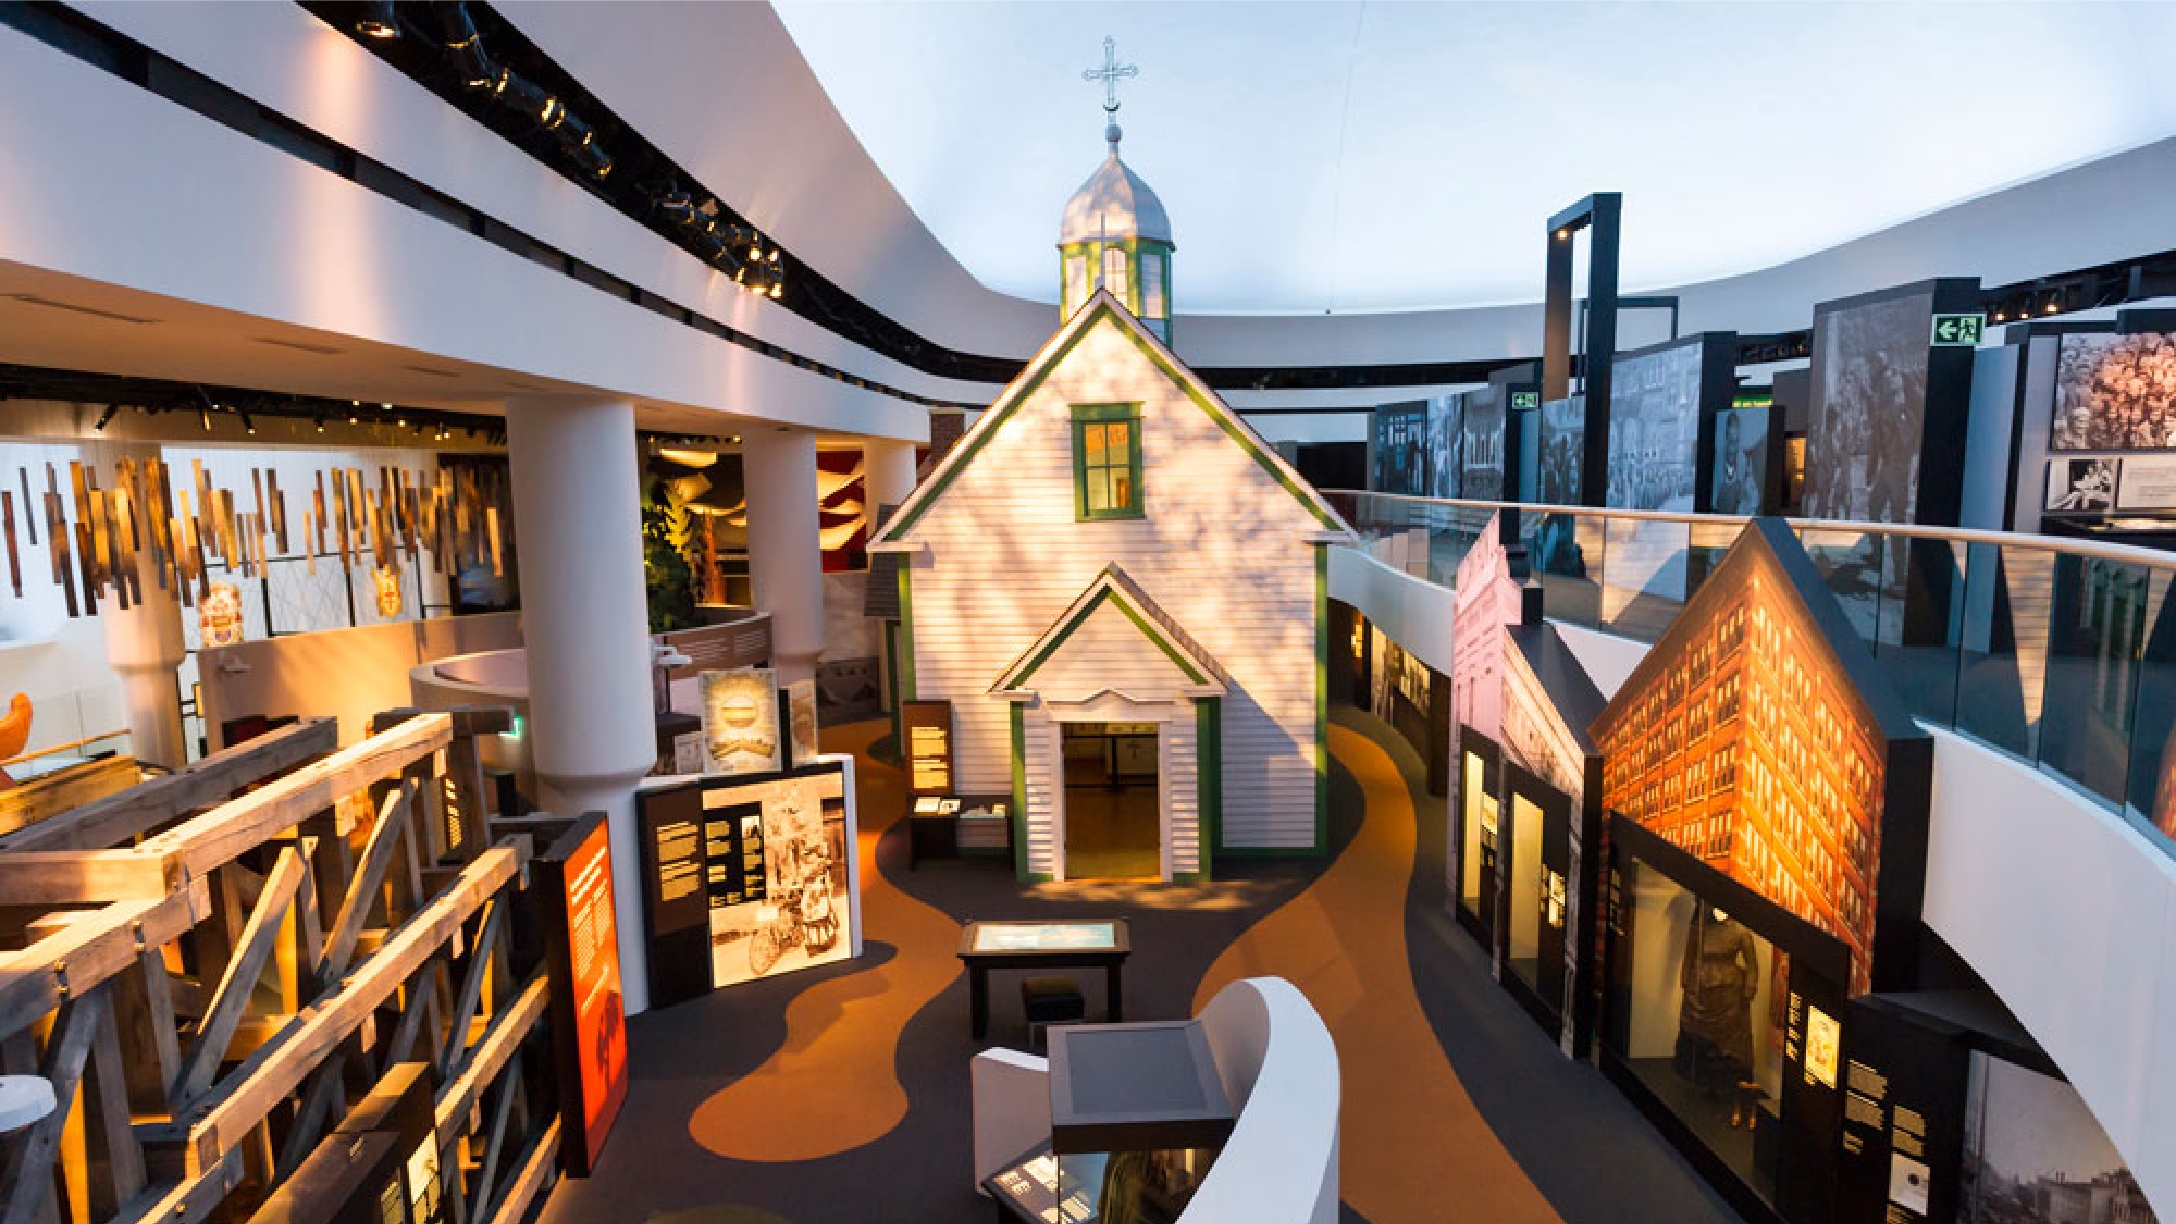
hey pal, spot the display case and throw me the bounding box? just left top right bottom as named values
left=983, top=1020, right=1234, bottom=1224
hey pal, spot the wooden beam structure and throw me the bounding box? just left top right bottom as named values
left=0, top=708, right=559, bottom=1224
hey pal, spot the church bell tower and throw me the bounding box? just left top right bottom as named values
left=1059, top=38, right=1174, bottom=343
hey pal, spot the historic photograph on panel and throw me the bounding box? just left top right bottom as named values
left=2049, top=331, right=2176, bottom=452
left=1710, top=407, right=1770, bottom=515
left=708, top=771, right=852, bottom=986
left=1427, top=394, right=1463, bottom=499
left=1371, top=401, right=1429, bottom=495
left=1606, top=341, right=1705, bottom=511
left=1959, top=1053, right=2161, bottom=1224
left=1539, top=396, right=1585, bottom=506
left=1460, top=389, right=1507, bottom=502
left=2045, top=457, right=2119, bottom=515
left=1802, top=292, right=1933, bottom=523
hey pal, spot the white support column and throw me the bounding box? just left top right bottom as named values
left=742, top=428, right=824, bottom=685
left=98, top=446, right=186, bottom=770
left=863, top=438, right=919, bottom=518
left=505, top=395, right=658, bottom=1014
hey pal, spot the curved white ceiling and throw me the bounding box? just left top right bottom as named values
left=773, top=1, right=2176, bottom=315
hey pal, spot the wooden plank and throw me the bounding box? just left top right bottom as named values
left=0, top=884, right=210, bottom=1037
left=437, top=897, right=504, bottom=1079
left=84, top=989, right=149, bottom=1215
left=465, top=1064, right=521, bottom=1223
left=2, top=719, right=337, bottom=852
left=0, top=757, right=143, bottom=840
left=173, top=847, right=307, bottom=1102
left=146, top=714, right=452, bottom=881
left=432, top=974, right=546, bottom=1150
left=183, top=846, right=521, bottom=1175
left=105, top=1149, right=241, bottom=1224
left=319, top=782, right=414, bottom=984
left=0, top=987, right=101, bottom=1224
left=0, top=849, right=174, bottom=904
left=484, top=1119, right=560, bottom=1224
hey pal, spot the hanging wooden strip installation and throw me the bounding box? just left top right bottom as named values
left=267, top=470, right=288, bottom=555
left=304, top=509, right=317, bottom=576
left=2, top=491, right=20, bottom=598
left=345, top=468, right=365, bottom=567
left=485, top=505, right=503, bottom=577
left=17, top=467, right=36, bottom=547
left=312, top=473, right=328, bottom=558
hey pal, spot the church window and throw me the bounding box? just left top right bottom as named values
left=1101, top=245, right=1129, bottom=297
left=1141, top=250, right=1166, bottom=318
left=1072, top=403, right=1144, bottom=520
left=1064, top=254, right=1089, bottom=317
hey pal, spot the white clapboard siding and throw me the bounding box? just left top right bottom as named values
left=1164, top=717, right=1201, bottom=876
left=905, top=314, right=1328, bottom=851
left=1022, top=713, right=1062, bottom=877
left=1016, top=598, right=1200, bottom=700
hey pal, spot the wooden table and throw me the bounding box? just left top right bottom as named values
left=956, top=919, right=1131, bottom=1040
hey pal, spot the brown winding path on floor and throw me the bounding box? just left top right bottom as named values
left=688, top=721, right=965, bottom=1162
left=1193, top=724, right=1564, bottom=1224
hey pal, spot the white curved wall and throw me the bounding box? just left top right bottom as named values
left=1187, top=977, right=1341, bottom=1224
left=0, top=20, right=930, bottom=440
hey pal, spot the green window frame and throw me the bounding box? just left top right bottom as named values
left=1072, top=402, right=1144, bottom=520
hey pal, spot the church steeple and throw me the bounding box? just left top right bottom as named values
left=1059, top=38, right=1174, bottom=343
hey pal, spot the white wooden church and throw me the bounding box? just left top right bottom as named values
left=872, top=103, right=1355, bottom=883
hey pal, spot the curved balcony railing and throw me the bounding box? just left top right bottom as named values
left=1326, top=490, right=2176, bottom=859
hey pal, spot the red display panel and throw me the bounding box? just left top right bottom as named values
left=540, top=813, right=629, bottom=1177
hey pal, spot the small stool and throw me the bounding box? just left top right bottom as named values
left=1020, top=976, right=1086, bottom=1051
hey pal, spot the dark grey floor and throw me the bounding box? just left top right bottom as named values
left=1340, top=703, right=1746, bottom=1224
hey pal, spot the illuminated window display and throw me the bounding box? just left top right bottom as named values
left=1605, top=820, right=1852, bottom=1224
left=1457, top=729, right=1499, bottom=946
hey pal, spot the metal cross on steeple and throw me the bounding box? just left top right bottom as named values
left=1082, top=36, right=1137, bottom=115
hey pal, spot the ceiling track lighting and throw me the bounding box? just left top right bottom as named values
left=94, top=405, right=119, bottom=431
left=439, top=4, right=496, bottom=88
left=355, top=0, right=399, bottom=40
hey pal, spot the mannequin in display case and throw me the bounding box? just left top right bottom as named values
left=1675, top=906, right=1762, bottom=1127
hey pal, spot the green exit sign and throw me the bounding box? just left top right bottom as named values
left=1930, top=313, right=1985, bottom=346
left=1509, top=390, right=1541, bottom=410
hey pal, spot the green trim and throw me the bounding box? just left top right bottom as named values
left=1058, top=236, right=1172, bottom=321
left=885, top=621, right=902, bottom=747
left=1005, top=583, right=1210, bottom=689
left=1314, top=543, right=1329, bottom=853
left=879, top=299, right=1344, bottom=541
left=1170, top=872, right=1206, bottom=885
left=895, top=564, right=915, bottom=701
left=1071, top=402, right=1145, bottom=521
left=1021, top=873, right=1057, bottom=884
left=1010, top=703, right=1029, bottom=882
left=1197, top=696, right=1221, bottom=878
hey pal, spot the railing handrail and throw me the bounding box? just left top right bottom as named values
left=1324, top=490, right=2176, bottom=571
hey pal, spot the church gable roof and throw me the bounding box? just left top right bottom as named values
left=992, top=563, right=1228, bottom=700
left=873, top=290, right=1354, bottom=546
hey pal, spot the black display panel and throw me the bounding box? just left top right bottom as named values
left=1460, top=388, right=1507, bottom=502
left=1802, top=279, right=1979, bottom=527
left=1605, top=333, right=1733, bottom=512
left=1426, top=393, right=1462, bottom=499
left=1370, top=401, right=1429, bottom=495
left=1710, top=404, right=1782, bottom=516
left=1539, top=395, right=1585, bottom=506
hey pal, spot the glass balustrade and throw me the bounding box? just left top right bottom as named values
left=1332, top=491, right=2176, bottom=859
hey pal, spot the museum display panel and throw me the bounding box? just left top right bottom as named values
left=636, top=759, right=862, bottom=1008
left=535, top=813, right=630, bottom=1178
left=1457, top=727, right=1500, bottom=946
left=1427, top=393, right=1463, bottom=499
left=1604, top=333, right=1734, bottom=513
left=1460, top=388, right=1509, bottom=502
left=1710, top=403, right=1783, bottom=516
left=1539, top=395, right=1586, bottom=506
left=1370, top=400, right=1430, bottom=495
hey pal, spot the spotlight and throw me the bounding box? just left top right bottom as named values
left=439, top=4, right=496, bottom=88
left=95, top=405, right=119, bottom=431
left=355, top=0, right=399, bottom=39
left=1555, top=228, right=1569, bottom=241
left=490, top=69, right=556, bottom=125
left=658, top=191, right=697, bottom=225
left=1992, top=311, right=2006, bottom=323
left=242, top=412, right=256, bottom=436
left=200, top=407, right=213, bottom=432
left=314, top=415, right=326, bottom=432
left=2045, top=299, right=2061, bottom=315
